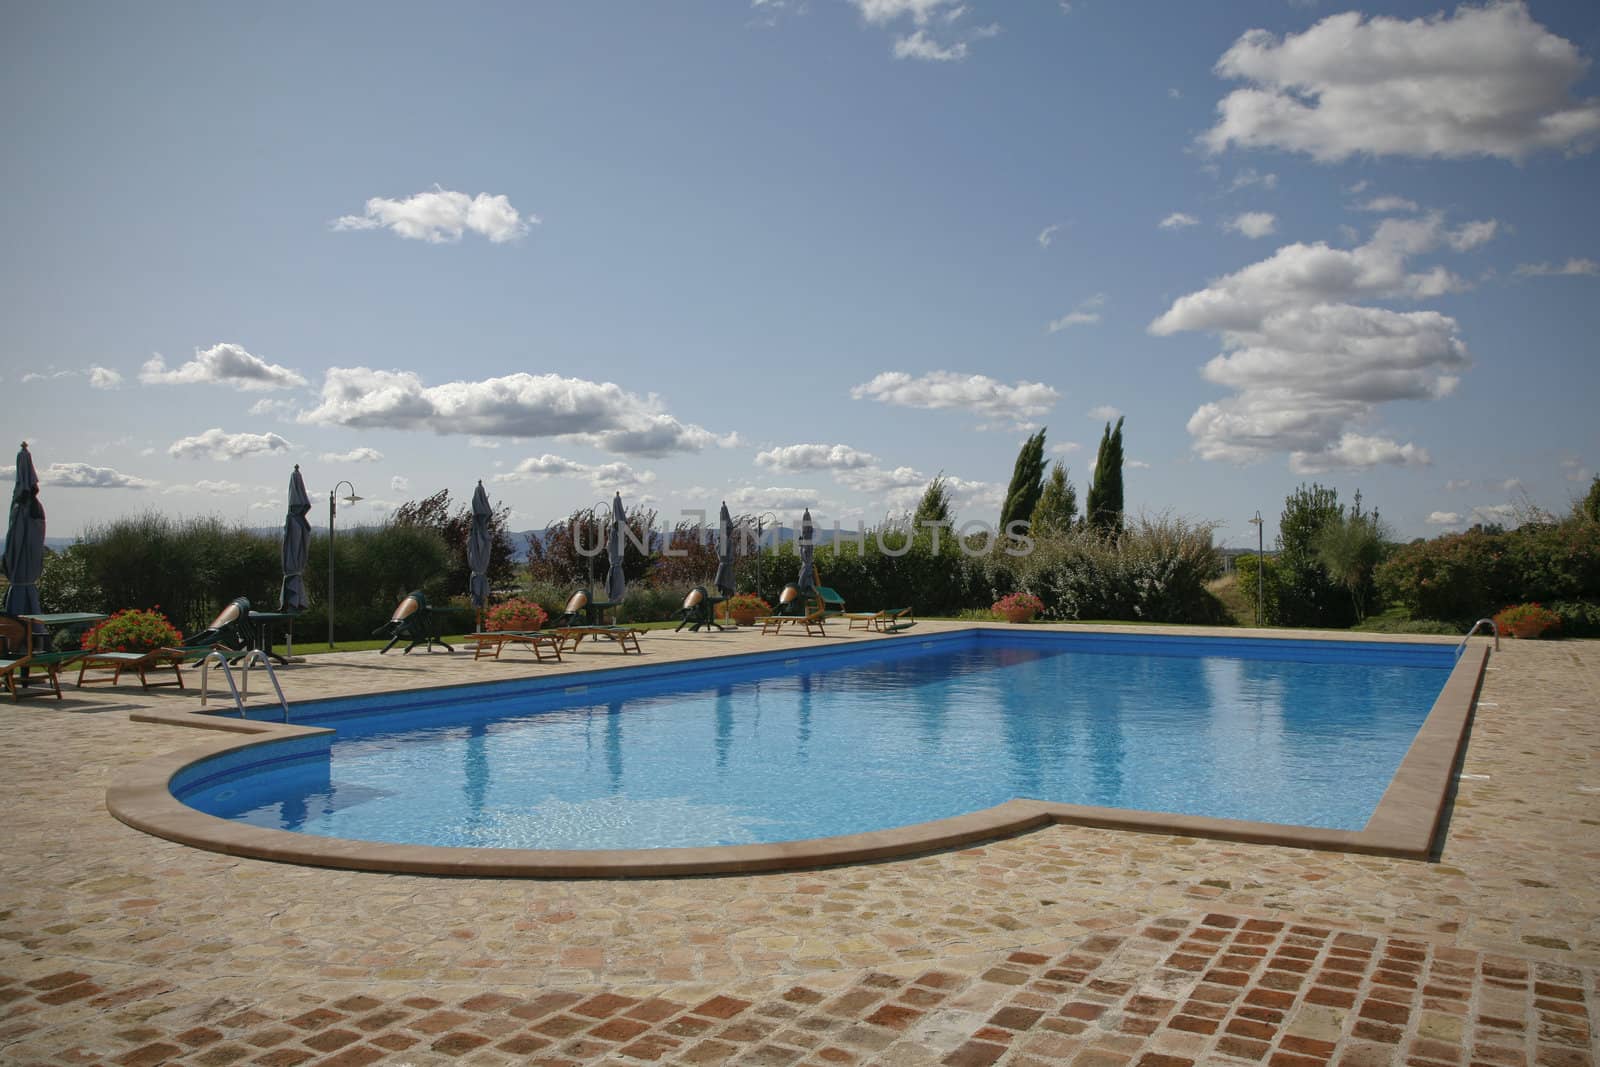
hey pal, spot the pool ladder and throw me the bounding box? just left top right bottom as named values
left=199, top=649, right=289, bottom=722
left=1456, top=618, right=1499, bottom=657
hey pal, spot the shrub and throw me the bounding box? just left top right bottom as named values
left=483, top=598, right=547, bottom=632
left=1549, top=600, right=1600, bottom=638
left=1492, top=602, right=1562, bottom=639
left=725, top=593, right=770, bottom=614
left=615, top=586, right=683, bottom=624
left=1231, top=554, right=1279, bottom=625
left=82, top=608, right=183, bottom=653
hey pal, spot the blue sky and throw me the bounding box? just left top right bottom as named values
left=3, top=0, right=1598, bottom=548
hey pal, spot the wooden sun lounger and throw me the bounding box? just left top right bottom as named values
left=553, top=626, right=645, bottom=654
left=845, top=607, right=915, bottom=633
left=467, top=631, right=564, bottom=662
left=758, top=593, right=828, bottom=637
left=2, top=651, right=81, bottom=700
left=76, top=644, right=245, bottom=690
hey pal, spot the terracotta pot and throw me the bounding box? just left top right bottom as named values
left=488, top=616, right=542, bottom=632
left=729, top=609, right=760, bottom=627
left=997, top=607, right=1036, bottom=624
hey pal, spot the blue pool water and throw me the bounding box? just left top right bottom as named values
left=175, top=631, right=1456, bottom=849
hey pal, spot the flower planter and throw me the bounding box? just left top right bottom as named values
left=997, top=608, right=1036, bottom=624
left=728, top=610, right=760, bottom=627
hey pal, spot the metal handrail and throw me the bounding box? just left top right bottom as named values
left=1457, top=617, right=1499, bottom=657
left=199, top=649, right=290, bottom=721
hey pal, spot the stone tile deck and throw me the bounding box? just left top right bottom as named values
left=1, top=624, right=1596, bottom=1065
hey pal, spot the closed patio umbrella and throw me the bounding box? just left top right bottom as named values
left=467, top=480, right=493, bottom=623
left=796, top=508, right=816, bottom=593
left=605, top=491, right=627, bottom=606
left=713, top=501, right=735, bottom=598
left=2, top=442, right=45, bottom=622
left=278, top=465, right=312, bottom=657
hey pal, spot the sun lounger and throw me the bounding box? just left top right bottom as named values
left=845, top=607, right=915, bottom=632
left=816, top=586, right=847, bottom=618
left=0, top=614, right=80, bottom=699
left=553, top=626, right=645, bottom=654
left=74, top=644, right=248, bottom=689
left=758, top=589, right=828, bottom=637
left=466, top=631, right=564, bottom=662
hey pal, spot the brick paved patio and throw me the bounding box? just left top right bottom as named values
left=2, top=625, right=1596, bottom=1065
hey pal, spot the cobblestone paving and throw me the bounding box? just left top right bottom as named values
left=1, top=627, right=1596, bottom=1065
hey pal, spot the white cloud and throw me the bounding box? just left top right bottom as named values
left=1514, top=258, right=1600, bottom=277
left=1472, top=503, right=1518, bottom=524
left=1037, top=224, right=1061, bottom=248
left=21, top=369, right=75, bottom=383
left=1048, top=293, right=1105, bottom=332
left=163, top=479, right=244, bottom=495
left=141, top=343, right=307, bottom=391
left=1501, top=478, right=1524, bottom=493
left=1289, top=433, right=1431, bottom=474
left=42, top=462, right=156, bottom=490
left=492, top=454, right=655, bottom=495
left=1225, top=212, right=1277, bottom=239
left=756, top=444, right=877, bottom=471
left=1444, top=479, right=1472, bottom=491
left=724, top=486, right=825, bottom=513
left=854, top=0, right=958, bottom=25
left=248, top=397, right=299, bottom=418
left=1127, top=459, right=1152, bottom=470
left=850, top=371, right=1058, bottom=426
left=1426, top=511, right=1462, bottom=525
left=332, top=187, right=535, bottom=244
left=88, top=366, right=123, bottom=389
left=1087, top=405, right=1122, bottom=422
left=1355, top=196, right=1419, bottom=214
left=1560, top=457, right=1591, bottom=482
left=390, top=475, right=409, bottom=493
left=1445, top=220, right=1498, bottom=251
left=1160, top=212, right=1200, bottom=230
left=1203, top=2, right=1600, bottom=162
left=1151, top=222, right=1470, bottom=469
left=319, top=447, right=384, bottom=464
left=892, top=30, right=966, bottom=61
left=1227, top=168, right=1278, bottom=192
left=168, top=428, right=292, bottom=460
left=1051, top=441, right=1082, bottom=454
left=299, top=368, right=731, bottom=458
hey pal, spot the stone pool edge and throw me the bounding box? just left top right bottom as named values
left=105, top=630, right=1490, bottom=877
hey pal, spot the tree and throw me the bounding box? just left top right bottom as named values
left=1582, top=475, right=1600, bottom=524
left=1032, top=462, right=1077, bottom=536
left=1275, top=483, right=1348, bottom=627
left=392, top=488, right=520, bottom=599
left=1085, top=416, right=1125, bottom=534
left=1314, top=511, right=1387, bottom=622
left=914, top=473, right=953, bottom=526
left=998, top=429, right=1048, bottom=532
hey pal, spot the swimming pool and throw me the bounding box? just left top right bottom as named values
left=164, top=630, right=1464, bottom=863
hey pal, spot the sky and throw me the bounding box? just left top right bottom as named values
left=3, top=0, right=1599, bottom=550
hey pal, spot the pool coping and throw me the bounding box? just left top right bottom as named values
left=106, top=627, right=1490, bottom=877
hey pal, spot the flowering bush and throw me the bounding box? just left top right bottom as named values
left=82, top=608, right=183, bottom=653
left=724, top=594, right=771, bottom=619
left=992, top=592, right=1044, bottom=619
left=484, top=598, right=548, bottom=632
left=1492, top=602, right=1562, bottom=640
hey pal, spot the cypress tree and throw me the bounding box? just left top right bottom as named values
left=914, top=473, right=953, bottom=526
left=1086, top=416, right=1125, bottom=534
left=1032, top=462, right=1077, bottom=536
left=998, top=429, right=1048, bottom=532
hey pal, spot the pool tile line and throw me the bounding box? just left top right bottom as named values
left=2, top=911, right=1592, bottom=1065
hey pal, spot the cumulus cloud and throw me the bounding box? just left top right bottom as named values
left=1560, top=457, right=1592, bottom=482
left=1087, top=405, right=1122, bottom=422
left=141, top=343, right=307, bottom=391
left=491, top=454, right=656, bottom=495
left=319, top=447, right=384, bottom=464
left=1202, top=2, right=1600, bottom=162
left=756, top=444, right=878, bottom=471
left=1048, top=294, right=1105, bottom=332
left=1426, top=511, right=1463, bottom=525
left=1160, top=212, right=1200, bottom=230
left=1444, top=479, right=1473, bottom=491
left=850, top=0, right=993, bottom=61
left=1051, top=441, right=1082, bottom=454
left=88, top=366, right=123, bottom=389
left=164, top=479, right=244, bottom=495
left=1127, top=459, right=1152, bottom=470
left=42, top=462, right=156, bottom=490
left=1227, top=168, right=1278, bottom=192
left=332, top=187, right=535, bottom=244
left=892, top=30, right=966, bottom=61
left=1151, top=220, right=1471, bottom=469
left=850, top=371, right=1058, bottom=427
left=168, top=428, right=292, bottom=460
left=853, top=0, right=959, bottom=24
left=1356, top=196, right=1419, bottom=214
left=1446, top=220, right=1499, bottom=251
left=1514, top=257, right=1599, bottom=276
left=1225, top=211, right=1277, bottom=239
left=390, top=476, right=409, bottom=493
left=298, top=368, right=732, bottom=458
left=1037, top=224, right=1061, bottom=248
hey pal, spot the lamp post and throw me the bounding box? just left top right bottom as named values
left=328, top=481, right=362, bottom=648
left=754, top=512, right=777, bottom=602
left=581, top=499, right=611, bottom=593
left=1247, top=510, right=1264, bottom=627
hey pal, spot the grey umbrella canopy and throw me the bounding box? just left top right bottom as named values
left=713, top=501, right=735, bottom=597
left=796, top=508, right=816, bottom=593
left=2, top=442, right=45, bottom=618
left=605, top=492, right=627, bottom=603
left=280, top=465, right=312, bottom=612
left=467, top=480, right=493, bottom=612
